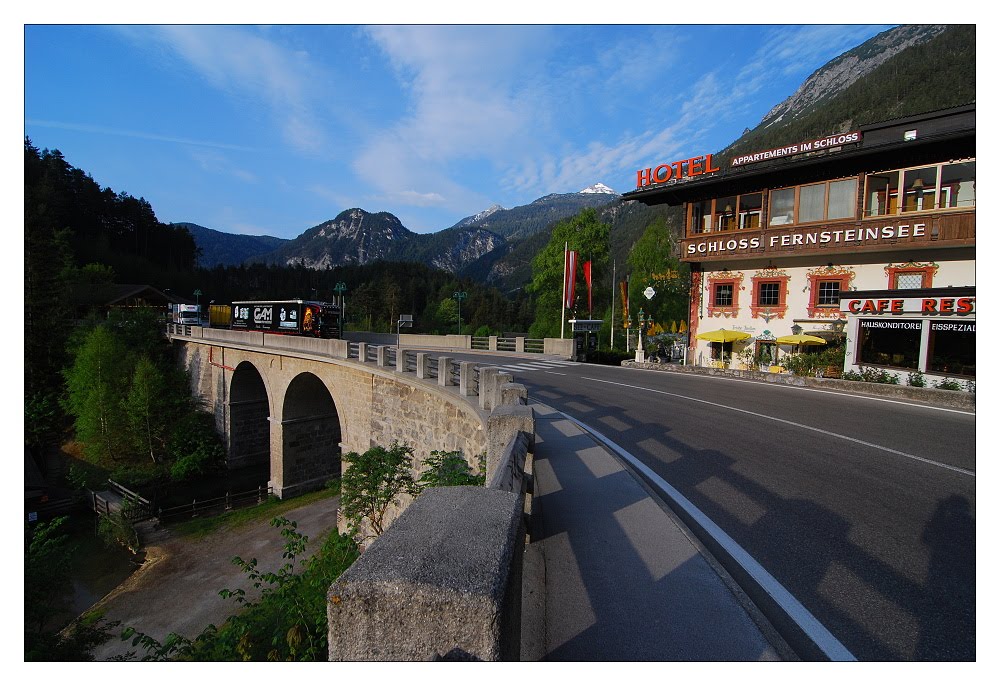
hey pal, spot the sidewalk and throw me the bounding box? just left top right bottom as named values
left=523, top=402, right=788, bottom=661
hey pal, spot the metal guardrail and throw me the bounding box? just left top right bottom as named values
left=471, top=337, right=489, bottom=350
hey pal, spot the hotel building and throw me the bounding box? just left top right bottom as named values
left=624, top=104, right=975, bottom=384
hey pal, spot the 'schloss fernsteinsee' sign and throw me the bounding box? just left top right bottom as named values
left=731, top=131, right=862, bottom=167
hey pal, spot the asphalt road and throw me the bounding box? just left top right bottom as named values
left=461, top=352, right=975, bottom=661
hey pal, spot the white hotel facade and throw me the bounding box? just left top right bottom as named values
left=624, top=105, right=975, bottom=384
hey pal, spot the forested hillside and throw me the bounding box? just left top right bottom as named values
left=719, top=24, right=974, bottom=163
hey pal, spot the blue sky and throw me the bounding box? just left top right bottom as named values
left=24, top=22, right=896, bottom=239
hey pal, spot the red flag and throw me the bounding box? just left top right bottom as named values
left=564, top=250, right=577, bottom=310
left=583, top=261, right=592, bottom=314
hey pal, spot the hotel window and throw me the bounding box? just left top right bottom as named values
left=690, top=200, right=712, bottom=234
left=886, top=263, right=937, bottom=289
left=902, top=167, right=938, bottom=212
left=807, top=269, right=853, bottom=318
left=927, top=321, right=975, bottom=378
left=816, top=281, right=841, bottom=306
left=738, top=193, right=763, bottom=229
left=713, top=283, right=733, bottom=307
left=758, top=282, right=780, bottom=306
left=864, top=160, right=975, bottom=216
left=827, top=179, right=857, bottom=219
left=714, top=196, right=737, bottom=232
left=750, top=271, right=790, bottom=320
left=768, top=188, right=795, bottom=226
left=770, top=178, right=858, bottom=226
left=706, top=272, right=743, bottom=317
left=857, top=319, right=922, bottom=370
left=689, top=193, right=765, bottom=234
left=894, top=273, right=925, bottom=289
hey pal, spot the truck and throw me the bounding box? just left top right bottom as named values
left=208, top=304, right=231, bottom=328
left=170, top=303, right=203, bottom=325
left=230, top=300, right=341, bottom=339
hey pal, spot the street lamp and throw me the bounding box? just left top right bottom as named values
left=453, top=291, right=467, bottom=334
left=637, top=308, right=654, bottom=342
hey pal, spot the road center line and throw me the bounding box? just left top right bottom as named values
left=580, top=376, right=975, bottom=477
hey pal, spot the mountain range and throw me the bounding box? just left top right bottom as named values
left=181, top=24, right=974, bottom=293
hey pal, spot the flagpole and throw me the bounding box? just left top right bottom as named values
left=610, top=260, right=616, bottom=349
left=560, top=241, right=567, bottom=339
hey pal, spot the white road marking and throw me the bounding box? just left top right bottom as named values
left=557, top=410, right=858, bottom=662
left=581, top=376, right=975, bottom=478
left=621, top=366, right=976, bottom=416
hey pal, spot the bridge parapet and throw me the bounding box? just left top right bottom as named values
left=165, top=325, right=536, bottom=660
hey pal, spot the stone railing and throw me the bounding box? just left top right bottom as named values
left=327, top=402, right=535, bottom=662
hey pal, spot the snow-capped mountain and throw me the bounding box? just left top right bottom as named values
left=579, top=182, right=618, bottom=195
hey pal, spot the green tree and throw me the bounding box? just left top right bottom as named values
left=436, top=298, right=459, bottom=332
left=626, top=216, right=690, bottom=331
left=527, top=208, right=610, bottom=338
left=340, top=442, right=418, bottom=539
left=63, top=325, right=131, bottom=462
left=125, top=355, right=169, bottom=463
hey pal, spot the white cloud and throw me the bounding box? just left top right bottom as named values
left=119, top=25, right=330, bottom=154
left=25, top=118, right=256, bottom=151
left=353, top=25, right=552, bottom=210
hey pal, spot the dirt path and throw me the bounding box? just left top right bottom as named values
left=87, top=495, right=341, bottom=661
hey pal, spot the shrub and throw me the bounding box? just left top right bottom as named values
left=340, top=442, right=418, bottom=539
left=167, top=411, right=225, bottom=481
left=97, top=512, right=140, bottom=554
left=934, top=377, right=962, bottom=391
left=907, top=371, right=926, bottom=387
left=417, top=450, right=486, bottom=489
left=842, top=366, right=900, bottom=384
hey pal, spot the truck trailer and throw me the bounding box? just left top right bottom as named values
left=170, top=303, right=202, bottom=325
left=231, top=300, right=340, bottom=338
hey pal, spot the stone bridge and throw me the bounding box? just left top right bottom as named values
left=166, top=325, right=537, bottom=501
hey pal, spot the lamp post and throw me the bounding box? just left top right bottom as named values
left=625, top=316, right=633, bottom=352
left=635, top=308, right=654, bottom=363
left=453, top=291, right=467, bottom=334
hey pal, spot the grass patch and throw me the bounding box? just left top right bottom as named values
left=168, top=483, right=340, bottom=540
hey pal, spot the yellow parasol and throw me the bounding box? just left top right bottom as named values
left=776, top=333, right=827, bottom=358
left=695, top=329, right=752, bottom=343
left=775, top=334, right=826, bottom=346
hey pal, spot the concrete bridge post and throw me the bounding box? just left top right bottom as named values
left=438, top=357, right=453, bottom=386
left=357, top=342, right=368, bottom=363
left=376, top=345, right=389, bottom=367
left=515, top=337, right=525, bottom=353
left=459, top=361, right=476, bottom=396
left=396, top=349, right=409, bottom=373
left=416, top=353, right=431, bottom=379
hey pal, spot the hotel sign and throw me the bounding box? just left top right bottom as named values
left=636, top=154, right=720, bottom=188
left=731, top=131, right=862, bottom=167
left=840, top=296, right=975, bottom=316
left=686, top=222, right=927, bottom=257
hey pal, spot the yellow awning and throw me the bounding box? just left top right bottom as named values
left=695, top=329, right=752, bottom=343
left=775, top=334, right=826, bottom=345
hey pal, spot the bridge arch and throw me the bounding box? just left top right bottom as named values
left=276, top=371, right=342, bottom=496
left=228, top=361, right=271, bottom=471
